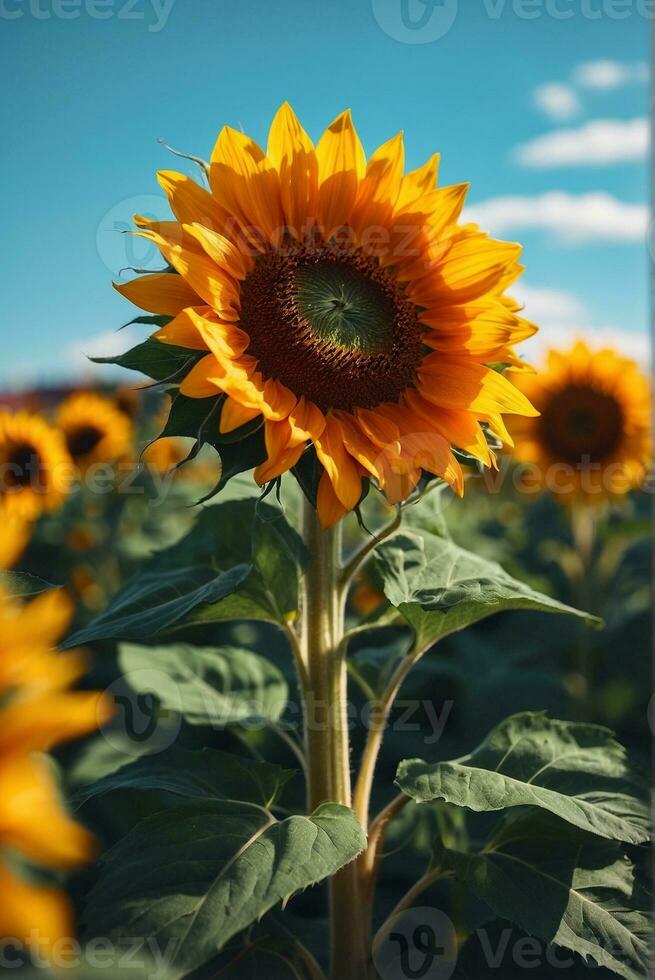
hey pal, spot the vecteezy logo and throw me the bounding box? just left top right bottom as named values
left=373, top=908, right=457, bottom=980
left=99, top=669, right=182, bottom=757
left=371, top=0, right=458, bottom=44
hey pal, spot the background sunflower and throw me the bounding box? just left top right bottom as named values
left=56, top=392, right=133, bottom=475
left=0, top=410, right=72, bottom=520
left=509, top=340, right=651, bottom=502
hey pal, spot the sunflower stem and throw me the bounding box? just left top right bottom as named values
left=299, top=498, right=368, bottom=980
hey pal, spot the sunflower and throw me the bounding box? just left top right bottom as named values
left=0, top=587, right=111, bottom=951
left=0, top=513, right=32, bottom=570
left=0, top=411, right=72, bottom=520
left=115, top=103, right=537, bottom=525
left=56, top=392, right=133, bottom=474
left=509, top=341, right=651, bottom=501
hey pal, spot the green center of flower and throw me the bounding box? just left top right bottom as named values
left=294, top=261, right=395, bottom=356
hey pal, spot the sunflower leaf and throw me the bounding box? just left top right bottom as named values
left=82, top=801, right=366, bottom=980
left=116, top=642, right=288, bottom=726
left=396, top=712, right=649, bottom=844
left=92, top=339, right=202, bottom=382
left=373, top=530, right=601, bottom=649
left=442, top=813, right=652, bottom=980
left=63, top=565, right=250, bottom=645
left=73, top=746, right=294, bottom=809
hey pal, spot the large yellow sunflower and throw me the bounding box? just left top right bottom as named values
left=115, top=103, right=538, bottom=525
left=57, top=392, right=133, bottom=474
left=509, top=341, right=651, bottom=501
left=0, top=588, right=111, bottom=952
left=0, top=410, right=72, bottom=520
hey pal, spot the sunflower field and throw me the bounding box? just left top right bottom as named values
left=1, top=104, right=652, bottom=980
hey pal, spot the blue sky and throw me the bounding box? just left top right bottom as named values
left=1, top=0, right=649, bottom=388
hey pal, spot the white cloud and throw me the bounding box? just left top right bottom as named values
left=533, top=82, right=580, bottom=121
left=512, top=284, right=587, bottom=323
left=512, top=283, right=649, bottom=368
left=573, top=60, right=649, bottom=91
left=64, top=327, right=142, bottom=378
left=465, top=191, right=648, bottom=243
left=514, top=118, right=648, bottom=167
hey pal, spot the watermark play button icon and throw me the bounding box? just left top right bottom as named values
left=373, top=907, right=458, bottom=980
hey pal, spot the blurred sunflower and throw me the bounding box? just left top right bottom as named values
left=0, top=588, right=111, bottom=951
left=116, top=103, right=537, bottom=525
left=142, top=436, right=189, bottom=474
left=0, top=514, right=32, bottom=570
left=57, top=392, right=133, bottom=474
left=510, top=341, right=651, bottom=501
left=0, top=410, right=72, bottom=520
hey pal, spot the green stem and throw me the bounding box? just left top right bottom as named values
left=570, top=504, right=596, bottom=720
left=299, top=498, right=367, bottom=980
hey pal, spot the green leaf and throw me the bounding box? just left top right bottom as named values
left=92, top=339, right=201, bottom=382
left=83, top=801, right=366, bottom=980
left=396, top=712, right=649, bottom=845
left=159, top=391, right=221, bottom=440
left=156, top=499, right=307, bottom=624
left=118, top=642, right=288, bottom=725
left=443, top=813, right=652, bottom=980
left=0, top=571, right=57, bottom=597
left=64, top=565, right=250, bottom=646
left=374, top=530, right=601, bottom=649
left=73, top=746, right=294, bottom=809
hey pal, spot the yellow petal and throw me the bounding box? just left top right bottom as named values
left=267, top=102, right=318, bottom=237
left=179, top=354, right=223, bottom=397
left=113, top=273, right=200, bottom=315
left=0, top=861, right=74, bottom=952
left=395, top=152, right=440, bottom=212
left=314, top=412, right=362, bottom=510
left=185, top=223, right=253, bottom=280
left=135, top=228, right=240, bottom=319
left=157, top=170, right=231, bottom=233
left=0, top=755, right=95, bottom=869
left=351, top=132, right=404, bottom=236
left=219, top=397, right=262, bottom=434
left=153, top=306, right=212, bottom=350
left=418, top=358, right=539, bottom=417
left=315, top=109, right=365, bottom=236
left=210, top=126, right=283, bottom=248
left=316, top=471, right=349, bottom=528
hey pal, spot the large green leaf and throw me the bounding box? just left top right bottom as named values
left=396, top=712, right=649, bottom=845
left=373, top=530, right=600, bottom=649
left=73, top=747, right=294, bottom=810
left=64, top=565, right=250, bottom=645
left=83, top=801, right=365, bottom=980
left=118, top=642, right=288, bottom=725
left=443, top=813, right=652, bottom=980
left=64, top=501, right=307, bottom=643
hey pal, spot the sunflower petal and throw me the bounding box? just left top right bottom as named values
left=315, top=109, right=365, bottom=236
left=210, top=126, right=283, bottom=248
left=267, top=102, right=318, bottom=237
left=113, top=273, right=200, bottom=315
left=418, top=358, right=539, bottom=416
left=314, top=412, right=362, bottom=509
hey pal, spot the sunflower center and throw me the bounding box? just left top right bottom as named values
left=540, top=385, right=624, bottom=464
left=67, top=425, right=103, bottom=460
left=239, top=243, right=423, bottom=413
left=3, top=442, right=42, bottom=489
